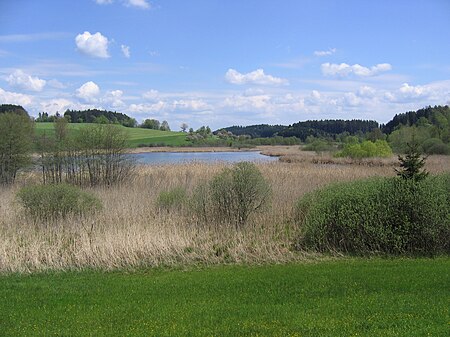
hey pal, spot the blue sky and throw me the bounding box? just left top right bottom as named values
left=1, top=0, right=449, bottom=130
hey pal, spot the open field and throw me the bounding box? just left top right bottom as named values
left=1, top=152, right=449, bottom=273
left=34, top=122, right=189, bottom=147
left=1, top=259, right=448, bottom=336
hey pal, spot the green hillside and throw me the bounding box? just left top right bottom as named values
left=35, top=123, right=189, bottom=147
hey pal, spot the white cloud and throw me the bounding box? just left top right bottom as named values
left=121, top=45, right=130, bottom=58
left=6, top=69, right=46, bottom=92
left=142, top=89, right=160, bottom=100
left=225, top=68, right=288, bottom=86
left=173, top=99, right=211, bottom=111
left=76, top=81, right=100, bottom=102
left=95, top=0, right=113, bottom=4
left=103, top=90, right=125, bottom=108
left=357, top=86, right=376, bottom=98
left=47, top=79, right=66, bottom=89
left=40, top=99, right=76, bottom=114
left=0, top=87, right=33, bottom=106
left=75, top=31, right=110, bottom=58
left=314, top=48, right=336, bottom=57
left=321, top=62, right=392, bottom=77
left=124, top=0, right=150, bottom=9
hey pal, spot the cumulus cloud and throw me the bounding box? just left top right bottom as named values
left=95, top=0, right=113, bottom=4
left=6, top=69, right=46, bottom=92
left=75, top=31, right=110, bottom=58
left=103, top=90, right=125, bottom=108
left=314, top=48, right=336, bottom=57
left=225, top=68, right=288, bottom=86
left=321, top=62, right=392, bottom=77
left=0, top=87, right=33, bottom=106
left=121, top=45, right=130, bottom=58
left=142, top=89, right=160, bottom=100
left=124, top=0, right=150, bottom=9
left=173, top=99, right=211, bottom=111
left=76, top=81, right=100, bottom=102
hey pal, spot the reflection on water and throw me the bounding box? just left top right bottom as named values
left=131, top=151, right=278, bottom=165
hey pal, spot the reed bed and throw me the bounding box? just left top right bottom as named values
left=1, top=153, right=449, bottom=273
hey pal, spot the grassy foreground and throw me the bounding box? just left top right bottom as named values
left=35, top=122, right=189, bottom=147
left=1, top=259, right=448, bottom=336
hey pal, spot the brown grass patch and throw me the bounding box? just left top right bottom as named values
left=1, top=154, right=449, bottom=273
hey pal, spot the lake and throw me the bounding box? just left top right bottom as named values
left=131, top=151, right=278, bottom=165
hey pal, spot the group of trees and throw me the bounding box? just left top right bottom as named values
left=222, top=120, right=379, bottom=141
left=140, top=118, right=171, bottom=131
left=36, top=118, right=134, bottom=186
left=63, top=109, right=137, bottom=127
left=384, top=105, right=450, bottom=155
left=0, top=104, right=134, bottom=186
left=0, top=108, right=34, bottom=184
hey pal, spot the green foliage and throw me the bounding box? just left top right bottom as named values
left=336, top=140, right=392, bottom=158
left=421, top=138, right=450, bottom=155
left=0, top=113, right=34, bottom=184
left=64, top=109, right=135, bottom=127
left=0, top=104, right=29, bottom=116
left=303, top=138, right=334, bottom=153
left=192, top=162, right=271, bottom=228
left=93, top=115, right=110, bottom=124
left=156, top=187, right=188, bottom=212
left=296, top=174, right=450, bottom=255
left=17, top=184, right=102, bottom=222
left=141, top=118, right=160, bottom=130
left=395, top=141, right=428, bottom=182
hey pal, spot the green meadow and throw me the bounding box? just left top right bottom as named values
left=1, top=258, right=448, bottom=336
left=34, top=122, right=189, bottom=147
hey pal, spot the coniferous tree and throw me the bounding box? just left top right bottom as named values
left=395, top=141, right=428, bottom=182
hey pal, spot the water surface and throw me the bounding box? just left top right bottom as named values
left=132, top=151, right=277, bottom=165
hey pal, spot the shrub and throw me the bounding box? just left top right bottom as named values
left=295, top=174, right=450, bottom=255
left=336, top=140, right=392, bottom=158
left=17, top=184, right=102, bottom=222
left=191, top=162, right=271, bottom=228
left=422, top=138, right=450, bottom=155
left=156, top=187, right=187, bottom=212
left=303, top=139, right=334, bottom=153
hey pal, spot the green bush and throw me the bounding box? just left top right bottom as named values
left=303, top=139, right=334, bottom=153
left=191, top=162, right=271, bottom=228
left=421, top=138, right=450, bottom=155
left=156, top=187, right=187, bottom=212
left=336, top=140, right=392, bottom=158
left=295, top=174, right=450, bottom=255
left=17, top=184, right=102, bottom=222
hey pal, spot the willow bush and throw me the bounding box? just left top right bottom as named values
left=295, top=174, right=450, bottom=255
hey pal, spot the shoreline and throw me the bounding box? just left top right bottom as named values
left=126, top=145, right=284, bottom=154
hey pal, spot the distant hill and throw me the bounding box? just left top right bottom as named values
left=221, top=124, right=286, bottom=138
left=382, top=105, right=450, bottom=134
left=63, top=109, right=136, bottom=127
left=0, top=104, right=29, bottom=116
left=221, top=119, right=379, bottom=141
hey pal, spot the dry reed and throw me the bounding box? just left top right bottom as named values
left=1, top=152, right=449, bottom=273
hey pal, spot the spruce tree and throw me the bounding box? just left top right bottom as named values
left=395, top=141, right=428, bottom=182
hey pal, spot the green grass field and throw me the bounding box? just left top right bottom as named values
left=1, top=259, right=448, bottom=336
left=34, top=122, right=189, bottom=147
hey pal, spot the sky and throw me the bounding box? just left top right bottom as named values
left=1, top=0, right=450, bottom=130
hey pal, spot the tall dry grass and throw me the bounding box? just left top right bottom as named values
left=1, top=152, right=449, bottom=273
